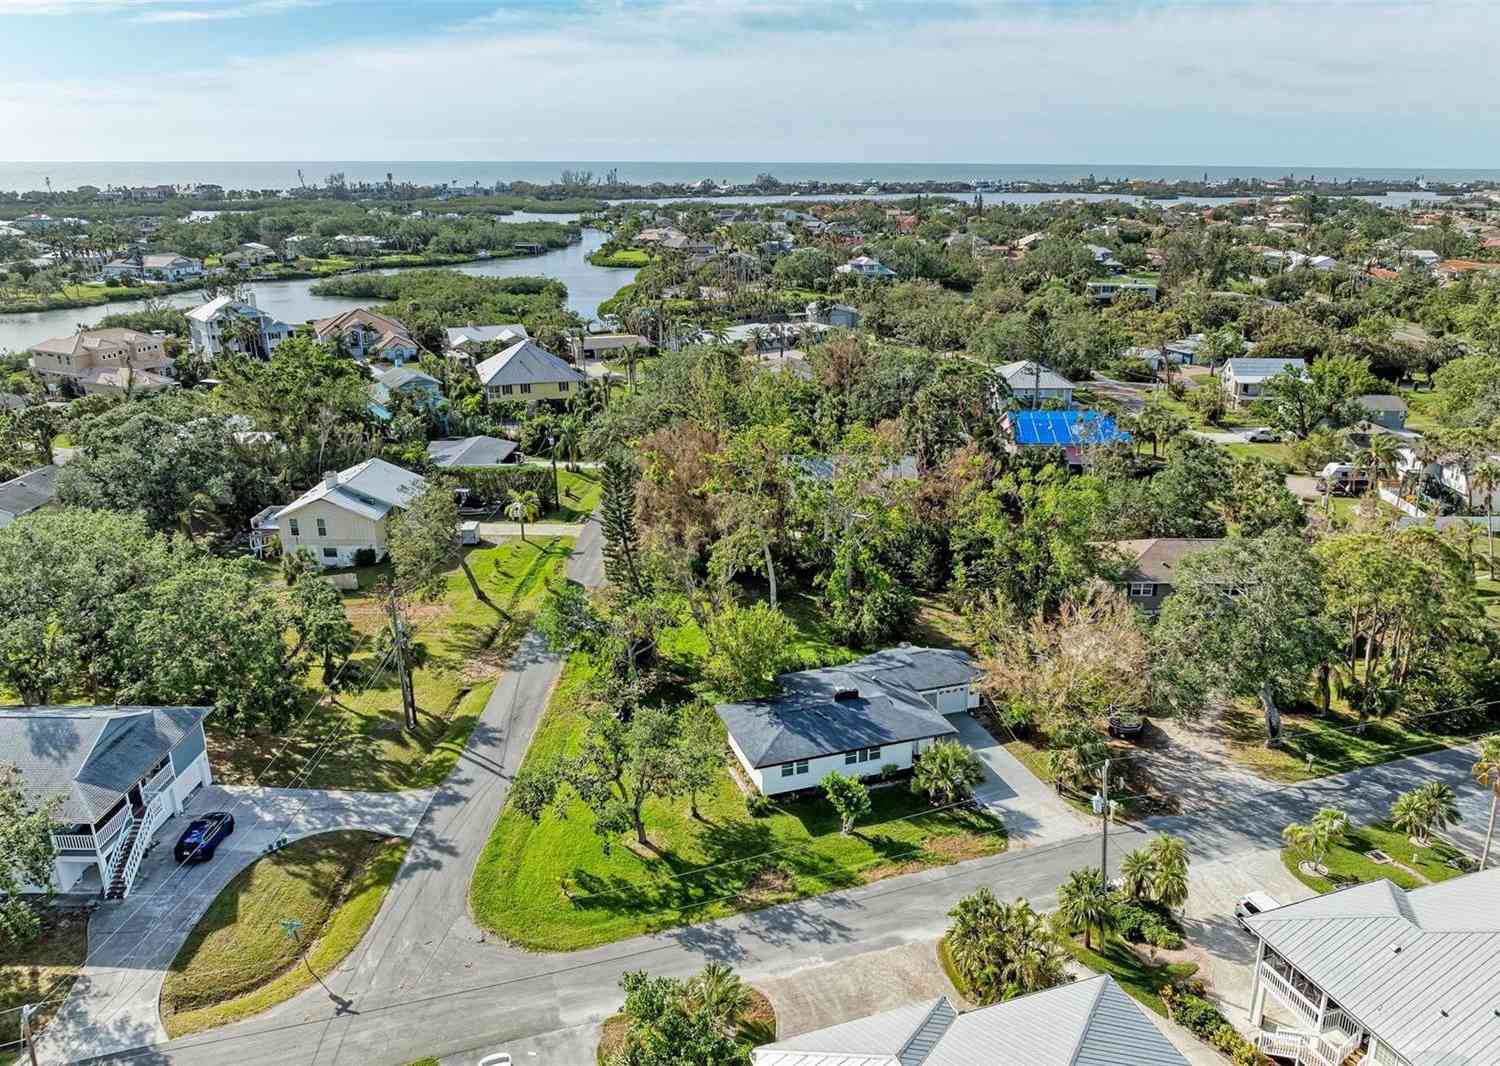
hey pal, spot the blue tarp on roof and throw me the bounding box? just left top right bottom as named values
left=1009, top=409, right=1130, bottom=447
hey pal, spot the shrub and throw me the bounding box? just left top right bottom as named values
left=880, top=763, right=902, bottom=782
left=746, top=792, right=778, bottom=817
left=353, top=547, right=378, bottom=567
left=1114, top=898, right=1184, bottom=949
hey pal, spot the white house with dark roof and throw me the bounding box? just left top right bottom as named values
left=995, top=360, right=1075, bottom=407
left=100, top=253, right=203, bottom=282
left=754, top=975, right=1190, bottom=1065
left=716, top=646, right=978, bottom=797
left=273, top=458, right=426, bottom=567
left=475, top=339, right=584, bottom=404
left=1244, top=869, right=1500, bottom=1066
left=0, top=705, right=213, bottom=897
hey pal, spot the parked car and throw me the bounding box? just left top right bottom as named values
left=1107, top=712, right=1146, bottom=740
left=173, top=812, right=235, bottom=862
left=1235, top=891, right=1280, bottom=932
left=478, top=1055, right=512, bottom=1066
left=1244, top=427, right=1281, bottom=443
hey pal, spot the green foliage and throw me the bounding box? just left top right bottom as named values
left=1282, top=807, right=1349, bottom=870
left=0, top=769, right=59, bottom=945
left=611, top=967, right=752, bottom=1066
left=703, top=601, right=796, bottom=699
left=1389, top=781, right=1461, bottom=845
left=944, top=888, right=1068, bottom=1005
left=910, top=739, right=985, bottom=806
left=821, top=771, right=871, bottom=834
left=600, top=454, right=647, bottom=598
left=1054, top=866, right=1118, bottom=951
left=1113, top=898, right=1185, bottom=950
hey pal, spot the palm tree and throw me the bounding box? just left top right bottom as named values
left=689, top=963, right=753, bottom=1036
left=910, top=740, right=984, bottom=806
left=555, top=414, right=583, bottom=472
left=1418, top=781, right=1461, bottom=842
left=1119, top=847, right=1154, bottom=900
left=1354, top=431, right=1401, bottom=508
left=505, top=488, right=540, bottom=542
left=1473, top=459, right=1500, bottom=578
left=1282, top=807, right=1348, bottom=875
left=1473, top=737, right=1500, bottom=870
left=1146, top=834, right=1190, bottom=909
left=1390, top=783, right=1459, bottom=847
left=1054, top=867, right=1117, bottom=951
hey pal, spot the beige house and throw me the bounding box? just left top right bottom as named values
left=274, top=458, right=426, bottom=568
left=312, top=308, right=421, bottom=364
left=28, top=328, right=176, bottom=396
left=475, top=339, right=584, bottom=403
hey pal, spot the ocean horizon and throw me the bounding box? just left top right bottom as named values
left=3, top=161, right=1498, bottom=194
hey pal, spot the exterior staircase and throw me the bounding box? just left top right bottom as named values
left=104, top=790, right=170, bottom=900
left=104, top=813, right=142, bottom=900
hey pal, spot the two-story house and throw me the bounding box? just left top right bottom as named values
left=100, top=253, right=204, bottom=282
left=368, top=365, right=444, bottom=421
left=312, top=308, right=421, bottom=364
left=835, top=255, right=897, bottom=280
left=28, top=328, right=175, bottom=396
left=1220, top=357, right=1307, bottom=407
left=1, top=705, right=213, bottom=898
left=1245, top=870, right=1500, bottom=1066
left=186, top=293, right=293, bottom=358
left=475, top=339, right=585, bottom=404
left=273, top=458, right=426, bottom=568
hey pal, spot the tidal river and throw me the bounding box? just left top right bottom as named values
left=0, top=222, right=636, bottom=354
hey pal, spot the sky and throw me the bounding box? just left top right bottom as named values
left=1, top=0, right=1496, bottom=166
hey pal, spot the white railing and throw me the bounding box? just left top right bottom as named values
left=95, top=805, right=132, bottom=851
left=50, top=833, right=96, bottom=852
left=142, top=762, right=175, bottom=802
left=1256, top=1031, right=1305, bottom=1060
left=1259, top=959, right=1321, bottom=1029
left=1306, top=1028, right=1360, bottom=1066
left=116, top=792, right=170, bottom=898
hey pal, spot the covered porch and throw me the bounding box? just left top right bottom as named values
left=1249, top=943, right=1408, bottom=1066
left=47, top=757, right=192, bottom=897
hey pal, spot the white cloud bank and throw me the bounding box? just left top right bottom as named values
left=2, top=0, right=1496, bottom=165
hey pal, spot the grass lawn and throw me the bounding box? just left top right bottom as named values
left=550, top=468, right=601, bottom=522
left=596, top=988, right=775, bottom=1064
left=1282, top=822, right=1469, bottom=895
left=1222, top=703, right=1483, bottom=783
left=1063, top=935, right=1198, bottom=1017
left=210, top=536, right=573, bottom=792
left=471, top=650, right=1007, bottom=951
left=1000, top=733, right=1165, bottom=818
left=161, top=830, right=407, bottom=1037
left=0, top=905, right=88, bottom=1045
left=1222, top=440, right=1295, bottom=467
left=588, top=248, right=652, bottom=267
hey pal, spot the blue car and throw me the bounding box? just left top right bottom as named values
left=173, top=812, right=235, bottom=862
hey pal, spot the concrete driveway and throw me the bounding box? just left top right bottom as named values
left=947, top=711, right=1092, bottom=847
left=36, top=785, right=432, bottom=1065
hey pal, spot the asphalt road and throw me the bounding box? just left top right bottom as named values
left=70, top=737, right=1494, bottom=1066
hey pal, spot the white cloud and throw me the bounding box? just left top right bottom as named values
left=2, top=0, right=1496, bottom=165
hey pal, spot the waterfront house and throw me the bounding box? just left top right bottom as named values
left=716, top=647, right=977, bottom=797
left=0, top=465, right=60, bottom=528
left=312, top=308, right=421, bottom=364
left=444, top=323, right=529, bottom=357
left=1244, top=870, right=1500, bottom=1066
left=273, top=458, right=426, bottom=568
left=753, top=975, right=1189, bottom=1065
left=1219, top=357, right=1307, bottom=406
left=28, top=327, right=176, bottom=396
left=1, top=705, right=213, bottom=898
left=100, top=253, right=203, bottom=282
left=186, top=294, right=293, bottom=358
left=474, top=339, right=584, bottom=404
left=221, top=241, right=275, bottom=268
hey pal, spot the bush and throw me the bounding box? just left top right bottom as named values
left=1114, top=898, right=1184, bottom=949
left=1166, top=991, right=1227, bottom=1040
left=880, top=763, right=902, bottom=782
left=746, top=792, right=778, bottom=817
left=353, top=547, right=378, bottom=567
left=1101, top=356, right=1157, bottom=382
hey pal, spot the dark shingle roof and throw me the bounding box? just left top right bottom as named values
left=0, top=706, right=210, bottom=823
left=426, top=436, right=519, bottom=468
left=0, top=465, right=60, bottom=518
left=717, top=647, right=970, bottom=768
left=1110, top=538, right=1224, bottom=584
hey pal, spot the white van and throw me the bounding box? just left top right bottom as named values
left=1235, top=891, right=1280, bottom=932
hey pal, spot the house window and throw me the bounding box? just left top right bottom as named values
left=501, top=384, right=514, bottom=396
left=316, top=518, right=328, bottom=537
left=558, top=381, right=569, bottom=393
left=322, top=547, right=337, bottom=559
left=780, top=759, right=810, bottom=778
left=844, top=747, right=881, bottom=765
left=520, top=383, right=533, bottom=395
left=288, top=518, right=299, bottom=537
left=1129, top=582, right=1155, bottom=598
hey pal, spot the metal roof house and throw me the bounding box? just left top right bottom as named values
left=427, top=435, right=519, bottom=468
left=475, top=339, right=585, bottom=404
left=0, top=465, right=60, bottom=528
left=1219, top=357, right=1307, bottom=407
left=994, top=360, right=1075, bottom=407
left=0, top=706, right=213, bottom=898
left=1245, top=869, right=1500, bottom=1066
left=273, top=458, right=426, bottom=568
left=716, top=647, right=977, bottom=797
left=754, top=975, right=1190, bottom=1065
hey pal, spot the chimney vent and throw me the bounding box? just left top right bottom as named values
left=322, top=470, right=340, bottom=488
left=833, top=687, right=859, bottom=702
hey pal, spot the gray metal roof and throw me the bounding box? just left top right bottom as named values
left=717, top=647, right=972, bottom=768
left=475, top=339, right=584, bottom=388
left=276, top=458, right=426, bottom=522
left=753, top=977, right=1189, bottom=1066
left=444, top=323, right=528, bottom=349
left=1245, top=870, right=1500, bottom=1064
left=0, top=465, right=60, bottom=518
left=997, top=360, right=1075, bottom=391
left=426, top=436, right=518, bottom=468
left=1221, top=357, right=1306, bottom=382
left=0, top=706, right=210, bottom=824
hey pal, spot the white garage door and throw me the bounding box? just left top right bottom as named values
left=935, top=687, right=970, bottom=713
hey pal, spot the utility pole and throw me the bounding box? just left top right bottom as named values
left=387, top=587, right=417, bottom=731
left=1098, top=758, right=1111, bottom=878
left=21, top=1003, right=38, bottom=1066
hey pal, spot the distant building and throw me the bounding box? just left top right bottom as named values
left=221, top=241, right=275, bottom=268
left=806, top=302, right=860, bottom=328
left=444, top=323, right=529, bottom=357
left=28, top=328, right=175, bottom=395
left=994, top=360, right=1075, bottom=407
left=836, top=255, right=897, bottom=281
left=100, top=253, right=203, bottom=282
left=1086, top=278, right=1158, bottom=303
left=1356, top=393, right=1409, bottom=431
left=186, top=294, right=293, bottom=358
left=570, top=333, right=652, bottom=361
left=312, top=308, right=420, bottom=364
left=1219, top=357, right=1307, bottom=406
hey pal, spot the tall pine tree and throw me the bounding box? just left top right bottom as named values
left=600, top=453, right=646, bottom=598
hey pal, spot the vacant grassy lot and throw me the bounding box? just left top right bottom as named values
left=0, top=905, right=88, bottom=1045
left=471, top=650, right=1007, bottom=951
left=210, top=536, right=573, bottom=791
left=1223, top=704, right=1484, bottom=783
left=1282, top=821, right=1469, bottom=894
left=162, top=830, right=406, bottom=1036
left=588, top=248, right=653, bottom=267
left=1063, top=936, right=1198, bottom=1017
left=551, top=468, right=601, bottom=522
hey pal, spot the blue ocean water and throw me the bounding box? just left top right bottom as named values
left=2, top=161, right=1497, bottom=194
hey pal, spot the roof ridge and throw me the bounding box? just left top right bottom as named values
left=894, top=996, right=956, bottom=1066
left=1066, top=975, right=1111, bottom=1065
